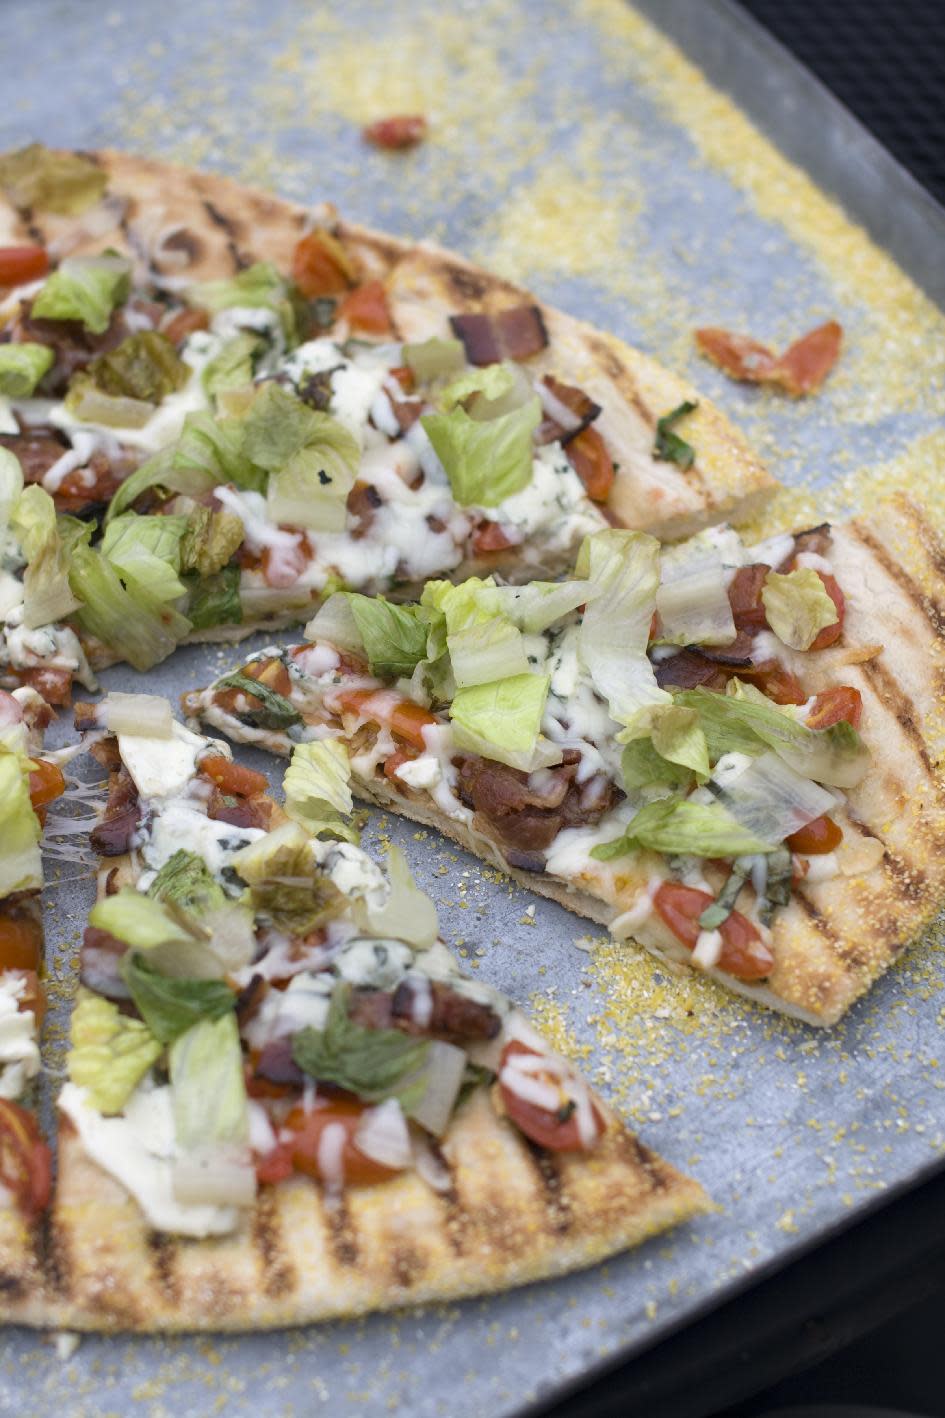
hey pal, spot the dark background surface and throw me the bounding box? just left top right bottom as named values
left=543, top=3, right=945, bottom=1414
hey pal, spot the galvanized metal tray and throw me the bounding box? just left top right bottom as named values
left=2, top=1, right=945, bottom=1413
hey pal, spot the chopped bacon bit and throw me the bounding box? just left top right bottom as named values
left=449, top=305, right=549, bottom=366
left=14, top=666, right=72, bottom=707
left=470, top=520, right=523, bottom=556
left=653, top=650, right=727, bottom=692
left=566, top=425, right=615, bottom=502
left=206, top=788, right=270, bottom=831
left=743, top=662, right=806, bottom=705
left=388, top=365, right=416, bottom=394
left=537, top=375, right=601, bottom=445
left=291, top=229, right=357, bottom=299
left=161, top=306, right=210, bottom=345
left=362, top=114, right=428, bottom=150
left=338, top=279, right=393, bottom=336
left=728, top=563, right=771, bottom=632
left=694, top=321, right=842, bottom=397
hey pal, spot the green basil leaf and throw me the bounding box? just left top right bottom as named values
left=215, top=669, right=301, bottom=730
left=654, top=400, right=698, bottom=469
left=122, top=952, right=235, bottom=1045
left=292, top=983, right=430, bottom=1106
left=148, top=849, right=227, bottom=917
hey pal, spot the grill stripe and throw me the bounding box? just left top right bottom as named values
left=251, top=1190, right=296, bottom=1299
left=850, top=522, right=945, bottom=638
left=146, top=1230, right=179, bottom=1304
left=523, top=1141, right=574, bottom=1235
left=859, top=657, right=942, bottom=784
left=326, top=1197, right=360, bottom=1268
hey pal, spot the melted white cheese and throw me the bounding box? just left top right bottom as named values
left=0, top=974, right=39, bottom=1101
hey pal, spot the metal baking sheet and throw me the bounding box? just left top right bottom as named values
left=3, top=1, right=945, bottom=1414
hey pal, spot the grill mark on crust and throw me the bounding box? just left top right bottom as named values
left=390, top=1242, right=426, bottom=1289
left=252, top=1189, right=296, bottom=1298
left=859, top=657, right=941, bottom=784
left=326, top=1196, right=359, bottom=1267
left=890, top=497, right=945, bottom=586
left=146, top=1230, right=179, bottom=1304
left=620, top=1131, right=670, bottom=1194
left=845, top=817, right=927, bottom=902
left=794, top=891, right=868, bottom=969
left=39, top=1210, right=70, bottom=1298
left=428, top=1143, right=469, bottom=1256
left=849, top=523, right=945, bottom=637
left=523, top=1140, right=573, bottom=1234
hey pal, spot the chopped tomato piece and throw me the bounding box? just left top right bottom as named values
left=206, top=788, right=271, bottom=830
left=694, top=327, right=778, bottom=383
left=728, top=563, right=771, bottom=632
left=388, top=365, right=416, bottom=394
left=0, top=1099, right=51, bottom=1220
left=362, top=115, right=428, bottom=150
left=332, top=687, right=437, bottom=752
left=338, top=279, right=393, bottom=336
left=809, top=572, right=844, bottom=650
left=383, top=748, right=417, bottom=780
left=652, top=882, right=774, bottom=981
left=261, top=540, right=308, bottom=589
left=10, top=971, right=45, bottom=1028
left=741, top=662, right=806, bottom=705
left=0, top=245, right=49, bottom=286
left=775, top=321, right=843, bottom=397
left=255, top=1140, right=295, bottom=1185
left=161, top=306, right=210, bottom=344
left=808, top=685, right=862, bottom=731
left=566, top=425, right=615, bottom=502
left=284, top=1100, right=403, bottom=1187
left=28, top=757, right=64, bottom=811
left=199, top=753, right=268, bottom=798
left=470, top=520, right=522, bottom=556
left=498, top=1040, right=604, bottom=1152
left=291, top=229, right=356, bottom=298
left=786, top=814, right=843, bottom=855
left=0, top=908, right=42, bottom=974
left=15, top=665, right=72, bottom=706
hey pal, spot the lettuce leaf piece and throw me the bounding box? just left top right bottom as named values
left=173, top=409, right=264, bottom=492
left=11, top=484, right=82, bottom=627
left=761, top=567, right=838, bottom=651
left=402, top=336, right=465, bottom=383
left=232, top=820, right=313, bottom=886
left=243, top=384, right=359, bottom=533
left=675, top=684, right=869, bottom=788
left=422, top=577, right=530, bottom=689
left=74, top=330, right=189, bottom=405
left=183, top=565, right=243, bottom=631
left=345, top=595, right=430, bottom=677
left=421, top=394, right=541, bottom=508
left=60, top=376, right=155, bottom=429
left=654, top=551, right=736, bottom=647
left=0, top=749, right=42, bottom=898
left=231, top=822, right=346, bottom=935
left=104, top=446, right=210, bottom=524
left=591, top=795, right=774, bottom=861
left=620, top=737, right=694, bottom=791
left=450, top=672, right=558, bottom=770
left=187, top=262, right=287, bottom=317
left=0, top=144, right=107, bottom=215
left=355, top=845, right=439, bottom=948
left=0, top=343, right=53, bottom=398
left=575, top=528, right=669, bottom=728
left=67, top=989, right=162, bottom=1115
left=283, top=740, right=358, bottom=844
left=169, top=1013, right=249, bottom=1150
left=100, top=512, right=188, bottom=602
left=31, top=252, right=132, bottom=335
left=440, top=362, right=518, bottom=413
left=292, top=983, right=430, bottom=1107
left=69, top=543, right=191, bottom=670
left=202, top=332, right=263, bottom=400
left=148, top=850, right=226, bottom=916
left=178, top=505, right=244, bottom=578
left=0, top=448, right=24, bottom=530
left=123, top=953, right=236, bottom=1045
left=702, top=749, right=836, bottom=848
left=89, top=888, right=196, bottom=951
left=620, top=704, right=709, bottom=789
left=492, top=577, right=596, bottom=633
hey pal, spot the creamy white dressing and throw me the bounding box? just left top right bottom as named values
left=0, top=973, right=39, bottom=1100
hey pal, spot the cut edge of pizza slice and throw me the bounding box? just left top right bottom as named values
left=0, top=684, right=67, bottom=1321
left=44, top=697, right=707, bottom=1332
left=184, top=493, right=945, bottom=1028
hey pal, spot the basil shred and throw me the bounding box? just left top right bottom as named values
left=216, top=669, right=301, bottom=729
left=654, top=400, right=698, bottom=469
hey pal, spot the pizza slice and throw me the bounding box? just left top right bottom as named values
left=45, top=696, right=706, bottom=1330
left=185, top=493, right=945, bottom=1027
left=0, top=144, right=773, bottom=703
left=0, top=683, right=65, bottom=1319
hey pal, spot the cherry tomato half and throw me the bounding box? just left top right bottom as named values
left=0, top=245, right=49, bottom=286
left=786, top=814, right=843, bottom=855
left=0, top=1099, right=51, bottom=1221
left=332, top=687, right=437, bottom=752
left=283, top=1099, right=403, bottom=1187
left=808, top=685, right=862, bottom=731
left=652, top=882, right=774, bottom=982
left=199, top=753, right=268, bottom=799
left=498, top=1040, right=604, bottom=1152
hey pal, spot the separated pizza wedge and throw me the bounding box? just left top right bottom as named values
left=186, top=494, right=945, bottom=1026
left=0, top=684, right=67, bottom=1321
left=0, top=144, right=773, bottom=702
left=44, top=698, right=706, bottom=1331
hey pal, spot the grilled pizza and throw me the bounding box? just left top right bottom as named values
left=29, top=699, right=705, bottom=1330
left=186, top=494, right=945, bottom=1026
left=0, top=144, right=772, bottom=704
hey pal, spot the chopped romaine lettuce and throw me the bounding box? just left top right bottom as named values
left=243, top=384, right=359, bottom=533
left=344, top=594, right=430, bottom=678
left=67, top=989, right=162, bottom=1115
left=761, top=567, right=838, bottom=650
left=0, top=749, right=42, bottom=898
left=356, top=845, right=439, bottom=948
left=100, top=512, right=188, bottom=603
left=0, top=448, right=23, bottom=529
left=620, top=737, right=695, bottom=791
left=0, top=343, right=53, bottom=398
left=31, top=252, right=132, bottom=335
left=292, top=983, right=430, bottom=1107
left=701, top=749, right=836, bottom=847
left=70, top=542, right=190, bottom=669
left=283, top=740, right=359, bottom=844
left=187, top=262, right=286, bottom=317
left=202, top=332, right=263, bottom=400
left=592, top=795, right=774, bottom=861
left=576, top=528, right=670, bottom=728
left=421, top=393, right=541, bottom=508
left=178, top=505, right=244, bottom=578
left=402, top=336, right=465, bottom=382
left=0, top=144, right=107, bottom=215
left=492, top=576, right=596, bottom=633
left=123, top=953, right=236, bottom=1045
left=450, top=672, right=557, bottom=770
left=11, top=484, right=82, bottom=627
left=174, top=409, right=265, bottom=492
left=90, top=889, right=195, bottom=951
left=183, top=565, right=243, bottom=631
left=169, top=1013, right=248, bottom=1150
left=148, top=850, right=227, bottom=917
left=71, top=330, right=188, bottom=404
left=425, top=577, right=530, bottom=689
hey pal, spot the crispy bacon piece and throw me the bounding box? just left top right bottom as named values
left=694, top=321, right=842, bottom=397
left=536, top=375, right=601, bottom=445
left=348, top=981, right=501, bottom=1043
left=653, top=650, right=727, bottom=692
left=206, top=787, right=271, bottom=831
left=566, top=425, right=615, bottom=502
left=161, top=306, right=210, bottom=345
left=727, top=563, right=771, bottom=632
left=456, top=754, right=618, bottom=854
left=449, top=305, right=549, bottom=366
left=362, top=115, right=428, bottom=150
left=346, top=480, right=382, bottom=536
left=89, top=767, right=143, bottom=856
left=254, top=1038, right=305, bottom=1090
left=0, top=423, right=134, bottom=515
left=469, top=519, right=523, bottom=556
left=10, top=665, right=73, bottom=707
left=15, top=302, right=130, bottom=396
